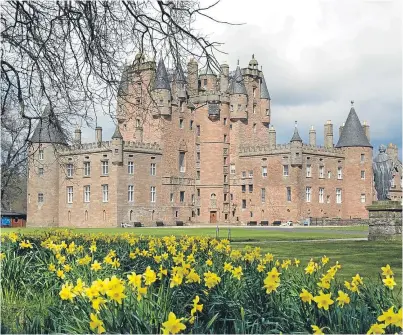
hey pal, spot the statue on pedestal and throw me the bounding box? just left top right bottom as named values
left=373, top=145, right=395, bottom=200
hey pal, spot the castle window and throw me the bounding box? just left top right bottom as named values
left=336, top=188, right=342, bottom=204
left=253, top=87, right=256, bottom=98
left=237, top=104, right=241, bottom=111
left=197, top=208, right=200, bottom=216
left=180, top=191, right=185, bottom=203
left=123, top=124, right=127, bottom=131
left=197, top=152, right=200, bottom=161
left=361, top=194, right=366, bottom=203
left=230, top=164, right=235, bottom=174
left=224, top=156, right=228, bottom=165
left=128, top=161, right=134, bottom=174
left=224, top=134, right=227, bottom=143
left=68, top=211, right=71, bottom=222
left=249, top=170, right=253, bottom=178
left=38, top=168, right=44, bottom=176
left=361, top=154, right=365, bottom=162
left=250, top=211, right=253, bottom=218
left=85, top=210, right=88, bottom=221
left=175, top=211, right=178, bottom=218
left=283, top=165, right=289, bottom=176
left=262, top=166, right=267, bottom=177
left=306, top=165, right=312, bottom=178
left=266, top=109, right=269, bottom=116
left=319, top=166, right=324, bottom=178
left=150, top=186, right=156, bottom=203
left=253, top=123, right=256, bottom=132
left=179, top=119, right=184, bottom=129
left=197, top=188, right=200, bottom=197
left=327, top=195, right=330, bottom=203
left=84, top=162, right=91, bottom=177
left=191, top=194, right=195, bottom=204
left=128, top=185, right=134, bottom=202
left=196, top=125, right=200, bottom=136
left=179, top=152, right=186, bottom=172
left=150, top=163, right=156, bottom=176
left=224, top=174, right=228, bottom=183
left=170, top=193, right=174, bottom=202
left=337, top=167, right=343, bottom=180
left=286, top=187, right=291, bottom=202
left=67, top=164, right=74, bottom=178
left=102, top=184, right=109, bottom=202
left=136, top=119, right=140, bottom=127
left=224, top=193, right=227, bottom=202
left=196, top=171, right=200, bottom=180
left=328, top=171, right=331, bottom=179
left=305, top=187, right=311, bottom=202
left=261, top=188, right=266, bottom=202
left=253, top=105, right=256, bottom=114
left=38, top=193, right=44, bottom=203
left=230, top=193, right=233, bottom=201
left=129, top=210, right=134, bottom=221
left=230, top=124, right=232, bottom=130
left=39, top=149, right=44, bottom=160
left=203, top=78, right=207, bottom=86
left=230, top=105, right=234, bottom=112
left=84, top=185, right=90, bottom=203
left=249, top=184, right=253, bottom=193
left=242, top=185, right=246, bottom=193
left=360, top=170, right=365, bottom=180
left=223, top=118, right=227, bottom=125
left=242, top=199, right=246, bottom=209
left=67, top=186, right=73, bottom=204
left=242, top=171, right=246, bottom=178
left=319, top=188, right=324, bottom=203
left=190, top=120, right=193, bottom=130
left=101, top=161, right=109, bottom=176
left=103, top=210, right=106, bottom=221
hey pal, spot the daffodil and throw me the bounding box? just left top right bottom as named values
left=91, top=260, right=102, bottom=272
left=204, top=271, right=221, bottom=289
left=191, top=295, right=203, bottom=316
left=367, top=323, right=386, bottom=335
left=59, top=282, right=75, bottom=301
left=311, top=325, right=325, bottom=335
left=313, top=291, right=334, bottom=310
left=299, top=289, right=314, bottom=304
left=336, top=290, right=350, bottom=307
left=381, top=264, right=394, bottom=277
left=377, top=306, right=398, bottom=326
left=143, top=266, right=157, bottom=286
left=161, top=312, right=186, bottom=334
left=89, top=313, right=105, bottom=333
left=382, top=276, right=396, bottom=290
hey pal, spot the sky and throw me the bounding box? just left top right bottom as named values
left=83, top=0, right=402, bottom=158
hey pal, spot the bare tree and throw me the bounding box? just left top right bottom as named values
left=0, top=0, right=240, bottom=210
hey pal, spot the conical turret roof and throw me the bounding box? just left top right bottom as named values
left=260, top=75, right=271, bottom=99
left=229, top=65, right=247, bottom=95
left=175, top=61, right=186, bottom=84
left=112, top=124, right=123, bottom=139
left=335, top=105, right=372, bottom=148
left=290, top=122, right=303, bottom=142
left=154, top=58, right=171, bottom=90
left=30, top=105, right=67, bottom=145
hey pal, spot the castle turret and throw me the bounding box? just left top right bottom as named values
left=268, top=125, right=276, bottom=148
left=290, top=121, right=303, bottom=166
left=187, top=58, right=198, bottom=96
left=335, top=102, right=373, bottom=217
left=229, top=62, right=248, bottom=120
left=153, top=58, right=172, bottom=116
left=27, top=105, right=67, bottom=227
left=111, top=124, right=123, bottom=165
left=219, top=63, right=229, bottom=93
left=199, top=65, right=217, bottom=92
left=95, top=126, right=102, bottom=147
left=175, top=61, right=187, bottom=100
left=324, top=120, right=334, bottom=148
left=74, top=127, right=82, bottom=146
left=309, top=126, right=316, bottom=146
left=260, top=71, right=271, bottom=124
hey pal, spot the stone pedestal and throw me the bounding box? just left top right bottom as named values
left=366, top=201, right=402, bottom=241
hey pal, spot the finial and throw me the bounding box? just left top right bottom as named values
left=252, top=54, right=255, bottom=59
left=310, top=125, right=314, bottom=130
left=237, top=59, right=239, bottom=66
left=295, top=121, right=298, bottom=127
left=351, top=100, right=354, bottom=106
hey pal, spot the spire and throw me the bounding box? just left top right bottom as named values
left=30, top=105, right=67, bottom=145
left=112, top=124, right=123, bottom=139
left=175, top=61, right=186, bottom=84
left=290, top=121, right=303, bottom=142
left=335, top=103, right=372, bottom=148
left=154, top=58, right=171, bottom=90
left=229, top=65, right=247, bottom=95
left=118, top=65, right=130, bottom=97
left=260, top=74, right=271, bottom=100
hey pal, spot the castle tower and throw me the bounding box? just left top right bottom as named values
left=111, top=124, right=123, bottom=165
left=174, top=61, right=187, bottom=101
left=74, top=127, right=82, bottom=146
left=27, top=105, right=67, bottom=227
left=268, top=125, right=276, bottom=148
left=324, top=120, right=334, bottom=148
left=229, top=62, right=248, bottom=120
left=199, top=65, right=217, bottom=91
left=335, top=102, right=373, bottom=216
left=219, top=63, right=229, bottom=93
left=290, top=121, right=303, bottom=166
left=187, top=58, right=198, bottom=97
left=153, top=58, right=172, bottom=116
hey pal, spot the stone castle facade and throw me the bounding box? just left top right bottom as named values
left=26, top=54, right=400, bottom=227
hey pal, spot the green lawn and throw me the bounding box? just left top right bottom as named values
left=1, top=226, right=368, bottom=242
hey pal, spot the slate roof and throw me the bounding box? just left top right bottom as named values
left=112, top=124, right=123, bottom=139
left=335, top=106, right=372, bottom=148
left=260, top=75, right=271, bottom=100
left=118, top=65, right=130, bottom=96
left=154, top=59, right=171, bottom=90
left=175, top=62, right=186, bottom=84
left=290, top=123, right=303, bottom=142
left=208, top=103, right=220, bottom=116
left=30, top=105, right=67, bottom=145
left=229, top=66, right=247, bottom=95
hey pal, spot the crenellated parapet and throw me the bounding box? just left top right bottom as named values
left=59, top=141, right=112, bottom=155
left=123, top=141, right=162, bottom=154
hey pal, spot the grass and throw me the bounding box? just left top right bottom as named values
left=1, top=226, right=368, bottom=242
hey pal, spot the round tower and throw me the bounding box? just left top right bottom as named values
left=27, top=105, right=68, bottom=227
left=229, top=61, right=248, bottom=120
left=187, top=58, right=198, bottom=96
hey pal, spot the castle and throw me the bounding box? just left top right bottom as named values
left=26, top=54, right=402, bottom=227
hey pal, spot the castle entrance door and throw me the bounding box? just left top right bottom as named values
left=210, top=211, right=217, bottom=224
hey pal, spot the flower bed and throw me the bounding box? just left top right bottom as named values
left=1, top=231, right=401, bottom=334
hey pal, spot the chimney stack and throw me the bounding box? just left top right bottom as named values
left=309, top=125, right=316, bottom=146
left=324, top=120, right=333, bottom=148
left=219, top=63, right=229, bottom=93
left=268, top=125, right=276, bottom=148
left=339, top=122, right=345, bottom=138
left=362, top=121, right=370, bottom=142
left=95, top=126, right=102, bottom=146
left=74, top=127, right=82, bottom=146
left=187, top=58, right=198, bottom=97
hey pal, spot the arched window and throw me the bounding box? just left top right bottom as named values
left=129, top=210, right=134, bottom=221
left=85, top=210, right=88, bottom=221
left=210, top=193, right=216, bottom=200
